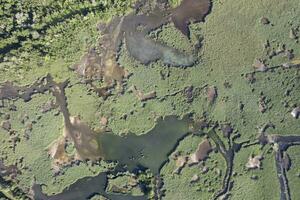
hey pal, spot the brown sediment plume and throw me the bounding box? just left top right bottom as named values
left=72, top=0, right=213, bottom=90
left=72, top=48, right=127, bottom=99
left=72, top=16, right=128, bottom=99
left=73, top=49, right=103, bottom=80
left=48, top=137, right=72, bottom=166
left=47, top=78, right=105, bottom=168
left=64, top=116, right=103, bottom=161
left=0, top=75, right=104, bottom=167
left=47, top=115, right=104, bottom=167
left=0, top=75, right=193, bottom=174
left=77, top=48, right=126, bottom=84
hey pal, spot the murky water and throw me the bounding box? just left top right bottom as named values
left=34, top=115, right=192, bottom=199
left=33, top=172, right=147, bottom=200
left=99, top=115, right=192, bottom=174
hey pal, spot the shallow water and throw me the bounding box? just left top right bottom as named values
left=35, top=115, right=192, bottom=199
left=33, top=172, right=147, bottom=200
left=99, top=115, right=192, bottom=174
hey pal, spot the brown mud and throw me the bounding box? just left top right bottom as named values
left=72, top=0, right=212, bottom=98
left=0, top=75, right=194, bottom=199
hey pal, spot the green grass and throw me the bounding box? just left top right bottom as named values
left=231, top=146, right=280, bottom=200
left=161, top=135, right=225, bottom=200
left=1, top=0, right=300, bottom=198
left=286, top=147, right=300, bottom=199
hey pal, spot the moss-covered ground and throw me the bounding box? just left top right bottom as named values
left=287, top=147, right=300, bottom=199
left=160, top=135, right=225, bottom=200
left=230, top=146, right=280, bottom=200
left=1, top=0, right=300, bottom=199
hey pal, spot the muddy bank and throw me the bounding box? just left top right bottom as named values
left=0, top=75, right=193, bottom=173
left=44, top=73, right=193, bottom=173
left=34, top=114, right=192, bottom=200
left=74, top=0, right=213, bottom=81
left=72, top=0, right=212, bottom=98
left=117, top=0, right=211, bottom=66
left=0, top=75, right=194, bottom=199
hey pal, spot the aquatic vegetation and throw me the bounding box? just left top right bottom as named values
left=69, top=0, right=213, bottom=101
left=74, top=0, right=212, bottom=74
left=1, top=0, right=300, bottom=199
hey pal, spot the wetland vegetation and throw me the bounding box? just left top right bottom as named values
left=1, top=0, right=300, bottom=199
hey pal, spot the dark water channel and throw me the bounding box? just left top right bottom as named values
left=33, top=172, right=147, bottom=200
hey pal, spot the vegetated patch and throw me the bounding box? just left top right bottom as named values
left=0, top=74, right=194, bottom=198
left=42, top=76, right=192, bottom=174
left=71, top=0, right=212, bottom=98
